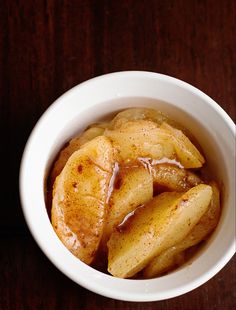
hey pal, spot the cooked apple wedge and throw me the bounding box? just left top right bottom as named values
left=101, top=166, right=153, bottom=251
left=105, top=120, right=204, bottom=168
left=50, top=126, right=106, bottom=184
left=143, top=182, right=220, bottom=277
left=51, top=136, right=115, bottom=264
left=51, top=126, right=106, bottom=182
left=110, top=108, right=193, bottom=138
left=107, top=184, right=212, bottom=278
left=110, top=108, right=171, bottom=129
left=151, top=163, right=202, bottom=192
left=160, top=122, right=205, bottom=168
left=104, top=120, right=175, bottom=162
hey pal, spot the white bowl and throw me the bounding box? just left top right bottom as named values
left=19, top=71, right=236, bottom=301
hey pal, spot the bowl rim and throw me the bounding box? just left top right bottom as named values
left=19, top=71, right=236, bottom=302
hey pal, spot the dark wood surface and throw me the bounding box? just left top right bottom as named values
left=1, top=0, right=235, bottom=309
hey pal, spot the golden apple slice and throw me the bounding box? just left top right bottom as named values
left=105, top=120, right=204, bottom=168
left=151, top=163, right=202, bottom=192
left=110, top=108, right=194, bottom=139
left=104, top=120, right=175, bottom=162
left=160, top=122, right=205, bottom=168
left=101, top=166, right=153, bottom=251
left=107, top=184, right=212, bottom=278
left=50, top=126, right=106, bottom=184
left=143, top=182, right=220, bottom=277
left=110, top=108, right=171, bottom=129
left=51, top=136, right=115, bottom=264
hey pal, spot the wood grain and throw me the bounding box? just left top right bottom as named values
left=0, top=0, right=235, bottom=309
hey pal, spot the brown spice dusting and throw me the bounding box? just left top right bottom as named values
left=77, top=165, right=83, bottom=173
left=72, top=182, right=78, bottom=188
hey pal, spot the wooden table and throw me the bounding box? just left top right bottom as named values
left=1, top=1, right=235, bottom=309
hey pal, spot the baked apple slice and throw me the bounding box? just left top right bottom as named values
left=107, top=184, right=212, bottom=278
left=51, top=136, right=115, bottom=264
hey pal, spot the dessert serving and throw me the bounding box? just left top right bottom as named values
left=47, top=108, right=221, bottom=279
